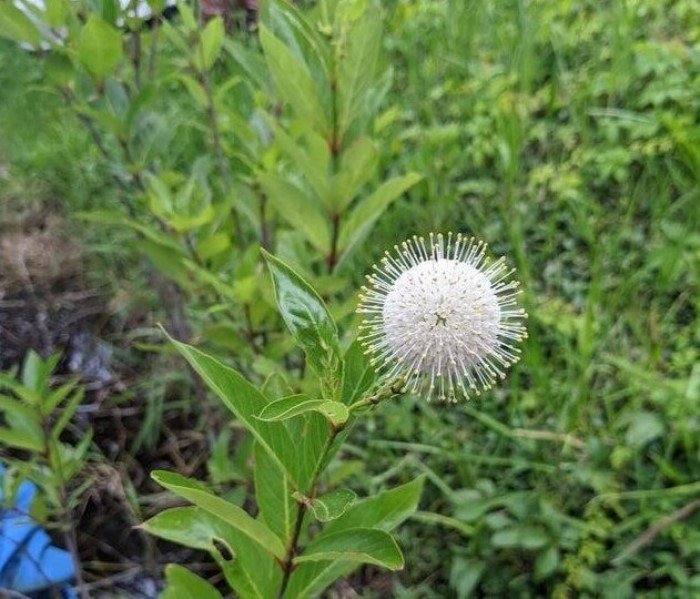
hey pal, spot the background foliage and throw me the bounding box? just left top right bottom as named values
left=0, top=0, right=698, bottom=597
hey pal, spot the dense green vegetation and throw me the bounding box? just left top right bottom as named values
left=0, top=0, right=698, bottom=597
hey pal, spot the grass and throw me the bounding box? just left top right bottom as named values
left=1, top=0, right=699, bottom=597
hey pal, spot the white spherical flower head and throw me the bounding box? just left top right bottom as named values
left=358, top=233, right=527, bottom=401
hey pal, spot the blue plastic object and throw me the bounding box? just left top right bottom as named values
left=0, top=464, right=77, bottom=598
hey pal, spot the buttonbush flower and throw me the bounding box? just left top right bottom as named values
left=357, top=233, right=527, bottom=400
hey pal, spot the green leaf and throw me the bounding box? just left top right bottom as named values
left=0, top=427, right=44, bottom=452
left=287, top=412, right=331, bottom=494
left=0, top=3, right=41, bottom=46
left=142, top=507, right=279, bottom=599
left=22, top=350, right=58, bottom=395
left=331, top=136, right=378, bottom=211
left=152, top=470, right=286, bottom=559
left=337, top=11, right=382, bottom=135
left=341, top=341, right=376, bottom=406
left=44, top=0, right=69, bottom=28
left=43, top=380, right=79, bottom=416
left=261, top=250, right=343, bottom=401
left=257, top=395, right=348, bottom=426
left=254, top=442, right=295, bottom=546
left=336, top=173, right=422, bottom=268
left=625, top=412, right=664, bottom=449
left=491, top=525, right=549, bottom=550
left=0, top=372, right=40, bottom=406
left=43, top=53, right=74, bottom=87
left=77, top=16, right=123, bottom=78
left=199, top=16, right=224, bottom=70
left=258, top=174, right=330, bottom=253
left=265, top=119, right=329, bottom=202
left=165, top=335, right=309, bottom=487
left=50, top=388, right=84, bottom=440
left=179, top=74, right=208, bottom=107
left=450, top=557, right=485, bottom=599
left=293, top=488, right=357, bottom=522
left=294, top=528, right=403, bottom=571
left=535, top=546, right=559, bottom=580
left=259, top=25, right=328, bottom=134
left=286, top=477, right=424, bottom=597
left=197, top=233, right=231, bottom=261
left=0, top=394, right=37, bottom=423
left=161, top=565, right=222, bottom=599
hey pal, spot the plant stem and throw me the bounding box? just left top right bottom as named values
left=326, top=33, right=342, bottom=274
left=276, top=425, right=341, bottom=599
left=276, top=380, right=405, bottom=597
left=48, top=432, right=89, bottom=599
left=195, top=53, right=245, bottom=250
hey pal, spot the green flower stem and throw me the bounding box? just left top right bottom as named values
left=348, top=378, right=407, bottom=413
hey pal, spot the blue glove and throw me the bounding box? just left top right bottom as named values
left=0, top=463, right=77, bottom=598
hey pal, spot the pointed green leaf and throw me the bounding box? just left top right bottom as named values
left=331, top=136, right=379, bottom=211
left=259, top=25, right=328, bottom=134
left=78, top=16, right=123, bottom=78
left=259, top=174, right=330, bottom=253
left=51, top=388, right=84, bottom=440
left=261, top=250, right=343, bottom=401
left=0, top=3, right=41, bottom=45
left=294, top=528, right=403, bottom=571
left=0, top=427, right=44, bottom=452
left=337, top=12, right=382, bottom=134
left=337, top=173, right=422, bottom=268
left=151, top=470, right=286, bottom=560
left=199, top=16, right=224, bottom=70
left=0, top=394, right=36, bottom=423
left=265, top=119, right=329, bottom=202
left=165, top=334, right=307, bottom=487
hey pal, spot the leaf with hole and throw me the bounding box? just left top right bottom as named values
left=142, top=507, right=278, bottom=598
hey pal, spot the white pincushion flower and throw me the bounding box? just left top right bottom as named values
left=357, top=233, right=527, bottom=400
